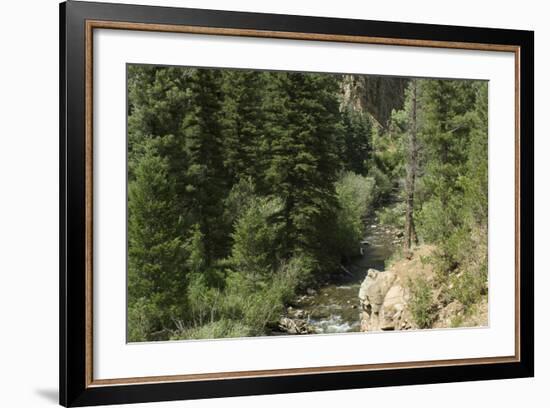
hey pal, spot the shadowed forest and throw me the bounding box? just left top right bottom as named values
left=127, top=65, right=488, bottom=342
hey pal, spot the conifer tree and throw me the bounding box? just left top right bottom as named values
left=221, top=70, right=267, bottom=189
left=417, top=79, right=481, bottom=270
left=420, top=79, right=477, bottom=209
left=265, top=72, right=343, bottom=266
left=182, top=68, right=228, bottom=263
left=127, top=66, right=194, bottom=214
left=462, top=82, right=488, bottom=226
left=126, top=64, right=491, bottom=340
left=230, top=197, right=284, bottom=280
left=340, top=107, right=373, bottom=176
left=127, top=139, right=187, bottom=338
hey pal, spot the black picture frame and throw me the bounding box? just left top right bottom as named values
left=60, top=1, right=534, bottom=406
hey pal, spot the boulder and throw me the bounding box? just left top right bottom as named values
left=278, top=317, right=315, bottom=335
left=358, top=268, right=411, bottom=331
left=294, top=309, right=305, bottom=319
left=359, top=269, right=397, bottom=313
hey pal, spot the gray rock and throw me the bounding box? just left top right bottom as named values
left=294, top=309, right=305, bottom=319
left=278, top=317, right=314, bottom=335
left=358, top=269, right=409, bottom=332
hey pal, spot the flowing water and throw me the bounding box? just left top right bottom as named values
left=285, top=215, right=400, bottom=334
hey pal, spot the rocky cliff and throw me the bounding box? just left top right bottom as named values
left=358, top=245, right=488, bottom=332
left=341, top=75, right=409, bottom=128
left=359, top=268, right=412, bottom=331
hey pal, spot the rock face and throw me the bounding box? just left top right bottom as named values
left=357, top=245, right=488, bottom=332
left=358, top=268, right=412, bottom=331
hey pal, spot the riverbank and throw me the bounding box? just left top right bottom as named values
left=277, top=209, right=403, bottom=334
left=359, top=244, right=488, bottom=332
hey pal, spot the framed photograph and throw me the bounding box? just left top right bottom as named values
left=60, top=1, right=534, bottom=406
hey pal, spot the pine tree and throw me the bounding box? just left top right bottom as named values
left=182, top=68, right=228, bottom=263
left=127, top=66, right=196, bottom=340
left=127, top=65, right=194, bottom=215
left=462, top=82, right=488, bottom=226
left=264, top=72, right=343, bottom=267
left=417, top=79, right=482, bottom=271
left=340, top=107, right=372, bottom=176
left=420, top=79, right=478, bottom=209
left=221, top=70, right=267, bottom=189
left=127, top=139, right=187, bottom=338
left=230, top=197, right=284, bottom=280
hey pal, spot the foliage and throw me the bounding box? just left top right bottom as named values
left=333, top=172, right=376, bottom=257
left=368, top=165, right=394, bottom=201
left=389, top=79, right=488, bottom=286
left=126, top=64, right=489, bottom=340
left=340, top=107, right=373, bottom=175
left=181, top=68, right=228, bottom=263
left=221, top=70, right=268, bottom=188
left=369, top=122, right=402, bottom=200
left=185, top=272, right=222, bottom=327
left=376, top=201, right=405, bottom=228
left=171, top=319, right=251, bottom=341
left=408, top=276, right=435, bottom=329
left=450, top=314, right=464, bottom=328
left=128, top=297, right=169, bottom=342
left=223, top=176, right=257, bottom=228
left=263, top=72, right=343, bottom=266
left=448, top=267, right=488, bottom=311
left=170, top=255, right=312, bottom=340
left=230, top=196, right=284, bottom=279
left=127, top=139, right=187, bottom=340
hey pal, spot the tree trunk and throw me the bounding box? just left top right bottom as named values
left=404, top=80, right=419, bottom=253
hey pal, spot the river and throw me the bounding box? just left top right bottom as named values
left=284, top=214, right=400, bottom=334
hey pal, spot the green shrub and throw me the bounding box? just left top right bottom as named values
left=235, top=255, right=310, bottom=334
left=171, top=319, right=251, bottom=340
left=223, top=176, right=257, bottom=227
left=408, top=276, right=435, bottom=329
left=376, top=202, right=405, bottom=228
left=230, top=196, right=284, bottom=279
left=333, top=172, right=376, bottom=257
left=186, top=272, right=223, bottom=327
left=368, top=166, right=393, bottom=200
left=127, top=298, right=157, bottom=342
left=418, top=198, right=483, bottom=279
left=449, top=268, right=487, bottom=311
left=171, top=253, right=311, bottom=340
left=277, top=254, right=314, bottom=296
left=242, top=290, right=285, bottom=335
left=127, top=295, right=177, bottom=342
left=450, top=315, right=464, bottom=328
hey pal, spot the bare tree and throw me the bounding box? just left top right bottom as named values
left=404, top=79, right=419, bottom=254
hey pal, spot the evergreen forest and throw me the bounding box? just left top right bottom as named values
left=127, top=65, right=488, bottom=341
